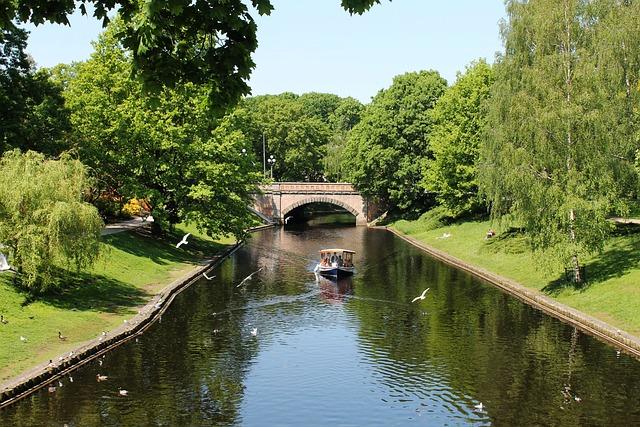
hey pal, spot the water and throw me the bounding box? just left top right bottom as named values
left=2, top=225, right=640, bottom=426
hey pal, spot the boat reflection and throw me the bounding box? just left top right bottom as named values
left=315, top=273, right=354, bottom=304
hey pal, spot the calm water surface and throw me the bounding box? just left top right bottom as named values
left=3, top=225, right=640, bottom=426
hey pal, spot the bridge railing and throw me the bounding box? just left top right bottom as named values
left=261, top=182, right=358, bottom=193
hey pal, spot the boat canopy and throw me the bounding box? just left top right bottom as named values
left=319, top=248, right=356, bottom=254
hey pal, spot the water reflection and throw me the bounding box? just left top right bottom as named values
left=2, top=225, right=640, bottom=425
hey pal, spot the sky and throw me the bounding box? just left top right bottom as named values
left=24, top=1, right=507, bottom=103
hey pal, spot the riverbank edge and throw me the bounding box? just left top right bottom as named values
left=0, top=223, right=275, bottom=409
left=379, top=226, right=640, bottom=358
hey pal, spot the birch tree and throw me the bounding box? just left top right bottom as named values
left=479, top=0, right=638, bottom=281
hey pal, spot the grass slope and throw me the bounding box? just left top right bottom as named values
left=0, top=224, right=234, bottom=383
left=392, top=217, right=640, bottom=336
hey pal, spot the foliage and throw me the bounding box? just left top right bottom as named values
left=324, top=97, right=364, bottom=181
left=0, top=150, right=103, bottom=293
left=0, top=26, right=70, bottom=155
left=421, top=60, right=493, bottom=217
left=479, top=0, right=640, bottom=280
left=4, top=0, right=385, bottom=113
left=343, top=70, right=447, bottom=213
left=64, top=23, right=262, bottom=239
left=122, top=198, right=143, bottom=217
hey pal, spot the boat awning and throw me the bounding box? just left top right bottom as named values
left=319, top=249, right=356, bottom=254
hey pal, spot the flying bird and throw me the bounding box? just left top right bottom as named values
left=474, top=402, right=484, bottom=412
left=236, top=267, right=264, bottom=288
left=411, top=288, right=430, bottom=303
left=176, top=233, right=191, bottom=249
left=203, top=272, right=216, bottom=280
left=251, top=328, right=258, bottom=336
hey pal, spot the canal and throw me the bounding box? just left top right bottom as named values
left=2, top=224, right=640, bottom=425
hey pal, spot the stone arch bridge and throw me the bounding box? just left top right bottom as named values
left=251, top=182, right=378, bottom=225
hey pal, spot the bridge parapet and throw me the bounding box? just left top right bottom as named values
left=252, top=182, right=374, bottom=225
left=261, top=182, right=358, bottom=194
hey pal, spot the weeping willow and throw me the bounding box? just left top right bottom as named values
left=0, top=150, right=103, bottom=293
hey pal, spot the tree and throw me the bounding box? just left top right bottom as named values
left=237, top=94, right=332, bottom=181
left=64, top=23, right=262, bottom=238
left=479, top=0, right=639, bottom=282
left=0, top=150, right=103, bottom=293
left=421, top=60, right=493, bottom=217
left=4, top=0, right=385, bottom=113
left=324, top=97, right=364, bottom=181
left=0, top=26, right=71, bottom=155
left=343, top=70, right=447, bottom=213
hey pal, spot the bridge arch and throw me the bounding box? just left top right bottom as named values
left=251, top=182, right=377, bottom=225
left=282, top=196, right=360, bottom=219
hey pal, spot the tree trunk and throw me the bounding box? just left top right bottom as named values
left=569, top=208, right=582, bottom=283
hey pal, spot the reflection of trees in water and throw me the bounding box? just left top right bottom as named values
left=346, top=232, right=640, bottom=425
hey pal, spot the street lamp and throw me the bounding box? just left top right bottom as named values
left=267, top=155, right=276, bottom=179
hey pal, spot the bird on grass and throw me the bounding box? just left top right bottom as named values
left=97, top=374, right=108, bottom=382
left=236, top=267, right=264, bottom=288
left=411, top=288, right=430, bottom=303
left=203, top=272, right=216, bottom=280
left=176, top=233, right=191, bottom=249
left=20, top=336, right=27, bottom=343
left=58, top=331, right=67, bottom=341
left=0, top=315, right=7, bottom=324
left=436, top=233, right=452, bottom=240
left=119, top=388, right=128, bottom=396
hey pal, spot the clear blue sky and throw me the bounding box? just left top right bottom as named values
left=25, top=1, right=506, bottom=103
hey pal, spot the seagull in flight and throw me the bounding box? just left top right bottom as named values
left=251, top=328, right=258, bottom=336
left=474, top=402, right=484, bottom=412
left=176, top=233, right=191, bottom=249
left=236, top=267, right=264, bottom=287
left=411, top=288, right=430, bottom=303
left=203, top=272, right=216, bottom=280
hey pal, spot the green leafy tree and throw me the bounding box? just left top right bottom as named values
left=479, top=0, right=639, bottom=282
left=421, top=60, right=493, bottom=217
left=324, top=97, right=364, bottom=181
left=4, top=0, right=385, bottom=112
left=239, top=94, right=331, bottom=181
left=343, top=70, right=447, bottom=213
left=0, top=150, right=103, bottom=293
left=64, top=23, right=261, bottom=238
left=0, top=26, right=70, bottom=155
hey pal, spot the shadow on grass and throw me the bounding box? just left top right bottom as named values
left=39, top=270, right=150, bottom=314
left=543, top=233, right=640, bottom=296
left=102, top=227, right=229, bottom=266
left=483, top=227, right=529, bottom=255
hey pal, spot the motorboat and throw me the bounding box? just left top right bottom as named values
left=315, top=248, right=355, bottom=278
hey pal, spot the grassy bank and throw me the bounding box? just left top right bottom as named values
left=392, top=217, right=640, bottom=336
left=0, top=224, right=234, bottom=383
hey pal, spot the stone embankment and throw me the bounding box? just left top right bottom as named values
left=382, top=226, right=640, bottom=358
left=0, top=224, right=274, bottom=409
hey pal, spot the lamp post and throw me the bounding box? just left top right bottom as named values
left=267, top=155, right=276, bottom=180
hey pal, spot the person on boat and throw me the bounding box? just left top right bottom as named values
left=338, top=255, right=343, bottom=267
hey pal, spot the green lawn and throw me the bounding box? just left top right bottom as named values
left=392, top=217, right=640, bottom=336
left=0, top=224, right=234, bottom=383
